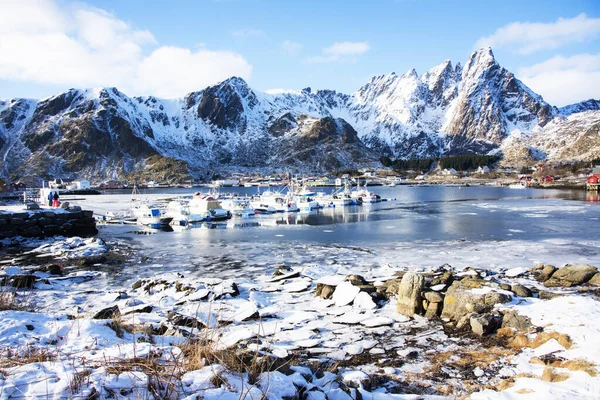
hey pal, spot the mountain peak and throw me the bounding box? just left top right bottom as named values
left=465, top=47, right=496, bottom=70
left=403, top=69, right=419, bottom=79
left=221, top=76, right=249, bottom=88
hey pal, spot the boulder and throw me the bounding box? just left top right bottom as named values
left=501, top=310, right=532, bottom=332
left=441, top=281, right=512, bottom=322
left=470, top=313, right=501, bottom=336
left=377, top=278, right=402, bottom=299
left=544, top=264, right=598, bottom=287
left=26, top=203, right=40, bottom=210
left=536, top=265, right=557, bottom=282
left=167, top=312, right=206, bottom=329
left=10, top=218, right=25, bottom=226
left=538, top=291, right=566, bottom=300
left=425, top=302, right=442, bottom=319
left=396, top=272, right=425, bottom=317
left=93, top=305, right=120, bottom=319
left=273, top=265, right=293, bottom=276
left=424, top=291, right=444, bottom=303
left=511, top=284, right=532, bottom=297
left=42, top=264, right=62, bottom=275
left=431, top=271, right=454, bottom=287
left=346, top=274, right=368, bottom=286
left=316, top=283, right=336, bottom=299
left=355, top=284, right=377, bottom=294
left=588, top=273, right=600, bottom=286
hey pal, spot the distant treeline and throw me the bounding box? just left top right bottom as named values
left=381, top=155, right=499, bottom=172
left=569, top=158, right=600, bottom=172
left=438, top=155, right=500, bottom=170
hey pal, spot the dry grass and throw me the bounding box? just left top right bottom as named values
left=0, top=286, right=33, bottom=311
left=179, top=338, right=290, bottom=385
left=541, top=367, right=570, bottom=383
left=530, top=357, right=597, bottom=377
left=101, top=352, right=181, bottom=399
left=68, top=369, right=92, bottom=396
left=0, top=345, right=56, bottom=368
left=509, top=331, right=573, bottom=350
left=492, top=373, right=537, bottom=391
left=428, top=346, right=514, bottom=371
left=106, top=314, right=154, bottom=343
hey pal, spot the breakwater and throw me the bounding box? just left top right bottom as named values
left=0, top=207, right=97, bottom=239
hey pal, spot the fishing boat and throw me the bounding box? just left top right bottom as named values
left=165, top=200, right=206, bottom=226
left=216, top=196, right=254, bottom=218
left=131, top=203, right=173, bottom=227
left=508, top=182, right=527, bottom=189
left=130, top=184, right=173, bottom=227
left=188, top=193, right=232, bottom=221
left=254, top=190, right=300, bottom=213
left=350, top=182, right=381, bottom=204
left=99, top=210, right=137, bottom=225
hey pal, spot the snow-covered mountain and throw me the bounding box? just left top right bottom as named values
left=0, top=47, right=598, bottom=182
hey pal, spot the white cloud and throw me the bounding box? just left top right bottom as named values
left=476, top=13, right=600, bottom=55
left=306, top=41, right=370, bottom=64
left=0, top=0, right=253, bottom=98
left=281, top=40, right=303, bottom=55
left=137, top=47, right=252, bottom=98
left=518, top=54, right=600, bottom=106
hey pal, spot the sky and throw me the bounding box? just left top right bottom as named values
left=0, top=0, right=599, bottom=106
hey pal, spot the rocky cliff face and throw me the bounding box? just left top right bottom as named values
left=0, top=48, right=598, bottom=182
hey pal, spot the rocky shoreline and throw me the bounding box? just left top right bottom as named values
left=0, top=234, right=599, bottom=399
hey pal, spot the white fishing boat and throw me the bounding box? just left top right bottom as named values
left=188, top=193, right=232, bottom=221
left=508, top=182, right=527, bottom=189
left=131, top=203, right=173, bottom=227
left=315, top=191, right=353, bottom=207
left=219, top=196, right=255, bottom=217
left=350, top=182, right=381, bottom=204
left=254, top=190, right=300, bottom=213
left=294, top=195, right=319, bottom=212
left=295, top=185, right=316, bottom=197
left=250, top=200, right=278, bottom=214
left=165, top=200, right=206, bottom=226
left=129, top=184, right=173, bottom=227
left=99, top=210, right=137, bottom=225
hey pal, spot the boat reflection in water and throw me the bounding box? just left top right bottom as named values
left=170, top=221, right=262, bottom=230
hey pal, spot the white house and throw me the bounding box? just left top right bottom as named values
left=477, top=166, right=491, bottom=174
left=67, top=180, right=91, bottom=190
left=442, top=168, right=458, bottom=175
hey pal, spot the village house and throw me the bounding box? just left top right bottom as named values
left=441, top=168, right=458, bottom=176
left=587, top=166, right=600, bottom=191
left=540, top=175, right=555, bottom=183
left=67, top=180, right=91, bottom=190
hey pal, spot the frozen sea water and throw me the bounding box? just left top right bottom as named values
left=61, top=185, right=600, bottom=287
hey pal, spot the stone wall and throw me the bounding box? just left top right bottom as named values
left=0, top=208, right=97, bottom=239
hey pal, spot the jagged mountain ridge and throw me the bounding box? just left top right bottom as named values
left=0, top=47, right=598, bottom=181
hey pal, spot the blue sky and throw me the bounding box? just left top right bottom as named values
left=0, top=0, right=599, bottom=105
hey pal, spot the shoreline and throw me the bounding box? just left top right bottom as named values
left=0, top=229, right=599, bottom=398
